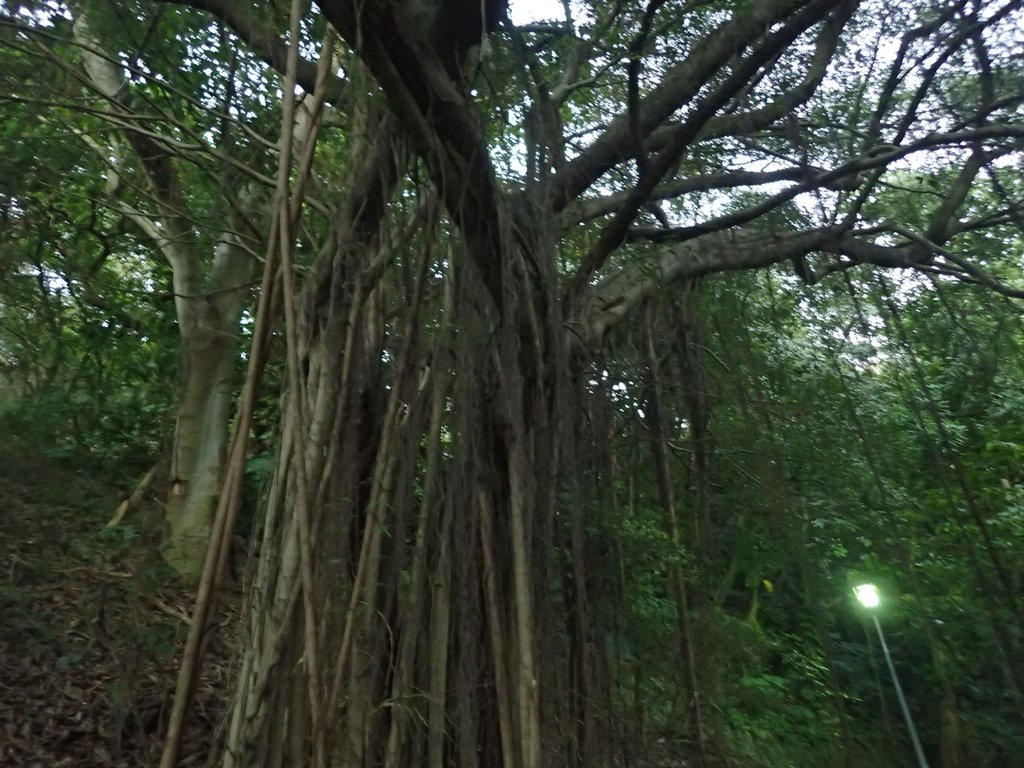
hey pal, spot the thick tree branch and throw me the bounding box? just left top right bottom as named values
left=316, top=0, right=511, bottom=304
left=648, top=0, right=853, bottom=148
left=546, top=0, right=839, bottom=213
left=830, top=231, right=1024, bottom=299
left=561, top=0, right=849, bottom=306
left=620, top=124, right=1024, bottom=246
left=580, top=228, right=841, bottom=343
left=925, top=146, right=987, bottom=242
left=569, top=166, right=848, bottom=225
left=583, top=216, right=1024, bottom=346
left=73, top=14, right=197, bottom=297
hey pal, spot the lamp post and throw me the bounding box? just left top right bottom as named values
left=854, top=584, right=931, bottom=768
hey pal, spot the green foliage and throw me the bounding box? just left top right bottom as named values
left=587, top=265, right=1024, bottom=765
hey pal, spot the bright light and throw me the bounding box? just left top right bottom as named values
left=854, top=583, right=880, bottom=608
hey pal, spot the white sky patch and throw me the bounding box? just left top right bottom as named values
left=509, top=0, right=564, bottom=24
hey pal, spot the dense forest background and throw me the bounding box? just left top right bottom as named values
left=1, top=0, right=1023, bottom=766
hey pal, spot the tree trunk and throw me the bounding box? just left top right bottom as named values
left=162, top=316, right=244, bottom=578
left=218, top=131, right=568, bottom=766
left=73, top=12, right=256, bottom=580
left=160, top=202, right=254, bottom=579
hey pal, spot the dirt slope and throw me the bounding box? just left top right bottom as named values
left=0, top=447, right=234, bottom=767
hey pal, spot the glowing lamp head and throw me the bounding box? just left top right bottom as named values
left=854, top=583, right=881, bottom=608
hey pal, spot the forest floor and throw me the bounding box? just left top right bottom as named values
left=0, top=443, right=237, bottom=767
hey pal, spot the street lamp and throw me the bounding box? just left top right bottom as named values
left=854, top=583, right=931, bottom=768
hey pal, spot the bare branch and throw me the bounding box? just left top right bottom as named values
left=568, top=168, right=816, bottom=224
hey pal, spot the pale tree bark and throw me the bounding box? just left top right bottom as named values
left=73, top=13, right=259, bottom=580
left=162, top=219, right=254, bottom=579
